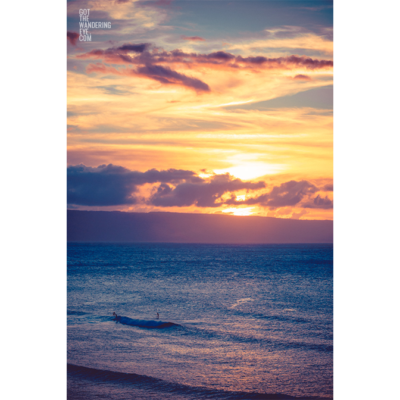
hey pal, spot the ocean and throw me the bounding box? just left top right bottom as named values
left=67, top=243, right=333, bottom=399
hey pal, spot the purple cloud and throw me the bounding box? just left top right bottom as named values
left=67, top=31, right=79, bottom=46
left=136, top=64, right=210, bottom=92
left=303, top=195, right=333, bottom=209
left=181, top=36, right=205, bottom=41
left=67, top=164, right=199, bottom=206
left=267, top=180, right=318, bottom=207
left=294, top=74, right=311, bottom=80
left=205, top=51, right=235, bottom=61
left=117, top=43, right=150, bottom=53
left=224, top=180, right=319, bottom=208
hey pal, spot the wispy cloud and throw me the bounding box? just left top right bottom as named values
left=181, top=35, right=205, bottom=42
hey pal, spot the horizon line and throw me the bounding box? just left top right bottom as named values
left=67, top=209, right=333, bottom=222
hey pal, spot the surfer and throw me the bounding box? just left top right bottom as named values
left=113, top=312, right=120, bottom=322
left=156, top=312, right=159, bottom=320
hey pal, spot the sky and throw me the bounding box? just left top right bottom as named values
left=67, top=0, right=333, bottom=220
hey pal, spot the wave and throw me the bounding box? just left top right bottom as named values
left=68, top=364, right=331, bottom=400
left=67, top=311, right=179, bottom=328
left=116, top=316, right=179, bottom=329
left=184, top=325, right=332, bottom=353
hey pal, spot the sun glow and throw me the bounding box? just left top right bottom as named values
left=198, top=172, right=213, bottom=179
left=222, top=207, right=254, bottom=216
left=215, top=162, right=283, bottom=181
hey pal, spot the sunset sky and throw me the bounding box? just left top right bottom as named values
left=67, top=0, right=333, bottom=220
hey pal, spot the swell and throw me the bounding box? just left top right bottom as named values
left=227, top=306, right=332, bottom=327
left=184, top=325, right=332, bottom=353
left=67, top=311, right=330, bottom=351
left=67, top=364, right=331, bottom=400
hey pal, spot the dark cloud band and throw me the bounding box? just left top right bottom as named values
left=68, top=164, right=332, bottom=210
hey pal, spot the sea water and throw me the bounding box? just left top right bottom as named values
left=67, top=243, right=333, bottom=399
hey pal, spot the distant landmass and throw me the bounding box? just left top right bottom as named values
left=67, top=210, right=333, bottom=244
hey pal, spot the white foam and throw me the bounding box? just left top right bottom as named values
left=230, top=298, right=254, bottom=309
